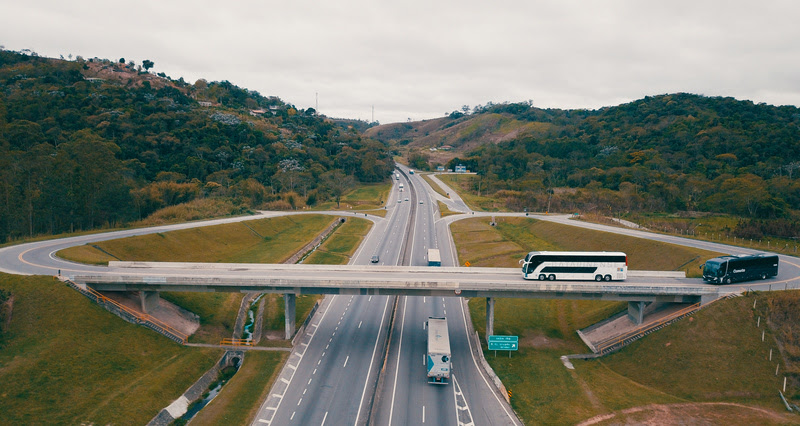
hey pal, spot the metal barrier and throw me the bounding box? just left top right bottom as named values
left=74, top=283, right=188, bottom=344
left=220, top=338, right=254, bottom=347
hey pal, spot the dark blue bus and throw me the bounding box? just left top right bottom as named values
left=702, top=254, right=779, bottom=284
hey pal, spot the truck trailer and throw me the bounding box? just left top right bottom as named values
left=427, top=248, right=441, bottom=266
left=426, top=317, right=451, bottom=384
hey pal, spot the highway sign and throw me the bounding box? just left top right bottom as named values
left=488, top=335, right=518, bottom=351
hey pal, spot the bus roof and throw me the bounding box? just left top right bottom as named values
left=526, top=251, right=626, bottom=257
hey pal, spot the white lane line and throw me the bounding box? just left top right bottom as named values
left=313, top=368, right=317, bottom=375
left=321, top=411, right=329, bottom=426
left=388, top=296, right=408, bottom=425
left=344, top=355, right=350, bottom=367
left=257, top=419, right=269, bottom=424
left=458, top=299, right=520, bottom=425
left=308, top=378, right=312, bottom=385
left=290, top=412, right=295, bottom=420
left=354, top=296, right=391, bottom=425
left=280, top=378, right=290, bottom=385
left=358, top=321, right=363, bottom=328
left=423, top=405, right=426, bottom=423
left=303, top=389, right=307, bottom=395
left=297, top=398, right=302, bottom=406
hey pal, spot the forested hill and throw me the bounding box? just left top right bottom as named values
left=0, top=50, right=393, bottom=242
left=378, top=94, right=800, bottom=223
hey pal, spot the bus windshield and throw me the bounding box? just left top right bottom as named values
left=704, top=261, right=724, bottom=277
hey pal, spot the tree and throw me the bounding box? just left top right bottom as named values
left=142, top=59, right=154, bottom=72
left=119, top=57, right=125, bottom=64
left=323, top=170, right=355, bottom=208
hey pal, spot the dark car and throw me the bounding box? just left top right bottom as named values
left=370, top=255, right=380, bottom=263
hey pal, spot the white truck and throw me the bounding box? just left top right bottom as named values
left=427, top=248, right=441, bottom=267
left=426, top=317, right=451, bottom=384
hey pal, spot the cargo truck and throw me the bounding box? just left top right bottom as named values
left=427, top=248, right=441, bottom=266
left=425, top=317, right=451, bottom=384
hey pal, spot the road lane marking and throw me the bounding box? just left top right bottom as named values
left=458, top=299, right=520, bottom=425
left=358, top=321, right=362, bottom=328
left=290, top=412, right=295, bottom=420
left=388, top=296, right=408, bottom=425
left=321, top=411, right=329, bottom=426
left=354, top=296, right=391, bottom=425
left=423, top=405, right=426, bottom=423
left=297, top=398, right=302, bottom=406
left=344, top=355, right=349, bottom=367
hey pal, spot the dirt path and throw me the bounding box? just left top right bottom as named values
left=577, top=402, right=797, bottom=425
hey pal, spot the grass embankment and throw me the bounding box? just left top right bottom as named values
left=451, top=216, right=795, bottom=424
left=420, top=173, right=449, bottom=198
left=188, top=351, right=286, bottom=425
left=0, top=274, right=221, bottom=424
left=313, top=182, right=391, bottom=211
left=58, top=215, right=338, bottom=344
left=437, top=201, right=461, bottom=218
left=437, top=173, right=509, bottom=212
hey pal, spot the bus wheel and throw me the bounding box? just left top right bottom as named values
left=538, top=274, right=546, bottom=281
left=724, top=277, right=731, bottom=284
left=604, top=275, right=612, bottom=281
left=548, top=274, right=556, bottom=281
left=761, top=273, right=767, bottom=280
left=595, top=275, right=602, bottom=282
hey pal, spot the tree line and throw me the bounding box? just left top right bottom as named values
left=443, top=94, right=800, bottom=228
left=0, top=50, right=394, bottom=241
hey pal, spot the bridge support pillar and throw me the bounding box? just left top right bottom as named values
left=284, top=293, right=296, bottom=340
left=486, top=297, right=495, bottom=337
left=139, top=291, right=160, bottom=314
left=628, top=301, right=646, bottom=325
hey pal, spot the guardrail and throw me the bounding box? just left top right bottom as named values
left=220, top=338, right=254, bottom=347
left=67, top=280, right=188, bottom=344
left=594, top=302, right=702, bottom=354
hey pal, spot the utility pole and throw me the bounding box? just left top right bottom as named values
left=372, top=105, right=374, bottom=122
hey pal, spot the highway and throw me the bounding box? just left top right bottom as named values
left=2, top=168, right=800, bottom=426
left=371, top=166, right=519, bottom=426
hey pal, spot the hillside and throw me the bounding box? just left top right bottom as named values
left=0, top=50, right=393, bottom=242
left=373, top=95, right=800, bottom=228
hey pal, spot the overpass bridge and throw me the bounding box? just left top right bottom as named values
left=73, top=261, right=720, bottom=338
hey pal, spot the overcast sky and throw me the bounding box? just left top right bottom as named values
left=2, top=1, right=799, bottom=124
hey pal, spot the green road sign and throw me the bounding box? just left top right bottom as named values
left=488, top=335, right=519, bottom=351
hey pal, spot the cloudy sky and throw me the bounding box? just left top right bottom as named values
left=2, top=1, right=799, bottom=124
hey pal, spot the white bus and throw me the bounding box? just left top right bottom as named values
left=521, top=251, right=627, bottom=281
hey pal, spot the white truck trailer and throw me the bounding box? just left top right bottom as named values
left=426, top=317, right=451, bottom=384
left=427, top=248, right=441, bottom=266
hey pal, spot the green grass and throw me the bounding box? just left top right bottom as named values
left=437, top=174, right=510, bottom=212
left=628, top=213, right=800, bottom=257
left=189, top=351, right=287, bottom=425
left=57, top=215, right=339, bottom=344
left=313, top=182, right=391, bottom=211
left=421, top=173, right=449, bottom=198
left=437, top=201, right=461, bottom=218
left=0, top=274, right=222, bottom=424
left=452, top=216, right=795, bottom=424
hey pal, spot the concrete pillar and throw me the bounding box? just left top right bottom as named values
left=284, top=293, right=296, bottom=340
left=627, top=301, right=645, bottom=325
left=486, top=297, right=495, bottom=337
left=139, top=291, right=160, bottom=314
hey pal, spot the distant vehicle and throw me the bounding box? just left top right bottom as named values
left=427, top=248, right=441, bottom=266
left=409, top=169, right=415, bottom=174
left=404, top=197, right=409, bottom=201
left=521, top=251, right=627, bottom=281
left=419, top=200, right=424, bottom=204
left=370, top=255, right=380, bottom=263
left=395, top=173, right=400, bottom=180
left=399, top=183, right=404, bottom=190
left=703, top=254, right=779, bottom=284
left=426, top=317, right=450, bottom=384
left=397, top=199, right=402, bottom=203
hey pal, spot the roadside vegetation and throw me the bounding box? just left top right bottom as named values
left=420, top=173, right=449, bottom=198
left=0, top=274, right=222, bottom=424
left=58, top=214, right=338, bottom=343
left=437, top=174, right=509, bottom=212
left=437, top=201, right=461, bottom=218
left=450, top=216, right=797, bottom=424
